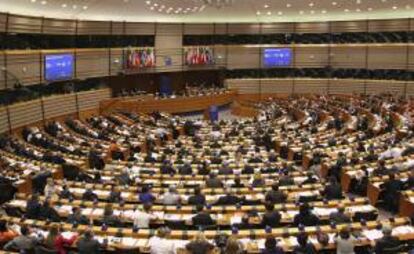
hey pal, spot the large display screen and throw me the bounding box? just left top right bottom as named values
left=263, top=48, right=292, bottom=67
left=44, top=54, right=74, bottom=81
left=185, top=47, right=215, bottom=65
left=125, top=48, right=155, bottom=69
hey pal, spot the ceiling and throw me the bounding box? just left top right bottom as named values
left=0, top=0, right=413, bottom=23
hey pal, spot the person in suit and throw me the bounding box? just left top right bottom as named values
left=77, top=230, right=102, bottom=254
left=262, top=236, right=284, bottom=254
left=82, top=188, right=98, bottom=201
left=205, top=172, right=223, bottom=188
left=252, top=173, right=265, bottom=187
left=329, top=206, right=351, bottom=224
left=178, top=162, right=193, bottom=175
left=67, top=207, right=89, bottom=225
left=279, top=171, right=294, bottom=186
left=160, top=160, right=176, bottom=175
left=59, top=185, right=73, bottom=199
left=186, top=232, right=215, bottom=254
left=26, top=194, right=42, bottom=220
left=102, top=204, right=123, bottom=227
left=364, top=149, right=378, bottom=162
left=4, top=225, right=41, bottom=252
left=215, top=189, right=243, bottom=206
left=232, top=176, right=245, bottom=188
left=261, top=202, right=281, bottom=228
left=219, top=162, right=233, bottom=175
left=374, top=226, right=400, bottom=254
left=40, top=198, right=61, bottom=222
left=302, top=172, right=318, bottom=185
left=293, top=232, right=317, bottom=254
left=188, top=187, right=206, bottom=206
left=373, top=160, right=390, bottom=177
left=108, top=186, right=122, bottom=203
left=381, top=173, right=403, bottom=213
left=139, top=186, right=156, bottom=204
left=192, top=204, right=215, bottom=228
left=322, top=177, right=343, bottom=200
left=265, top=183, right=287, bottom=204
left=293, top=203, right=320, bottom=227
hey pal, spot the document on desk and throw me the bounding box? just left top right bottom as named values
left=362, top=229, right=383, bottom=241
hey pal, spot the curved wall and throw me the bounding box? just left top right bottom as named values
left=0, top=12, right=413, bottom=90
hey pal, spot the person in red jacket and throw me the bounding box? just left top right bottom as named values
left=44, top=224, right=78, bottom=254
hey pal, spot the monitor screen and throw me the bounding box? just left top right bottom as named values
left=44, top=54, right=74, bottom=81
left=263, top=48, right=292, bottom=67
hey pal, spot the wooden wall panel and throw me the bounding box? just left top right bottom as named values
left=227, top=46, right=260, bottom=69
left=43, top=94, right=77, bottom=119
left=77, top=89, right=111, bottom=111
left=406, top=81, right=414, bottom=98
left=76, top=49, right=110, bottom=79
left=0, top=52, right=5, bottom=90
left=213, top=46, right=227, bottom=68
left=409, top=45, right=414, bottom=71
left=330, top=21, right=367, bottom=33
left=111, top=22, right=124, bottom=35
left=125, top=23, right=155, bottom=35
left=184, top=24, right=214, bottom=35
left=0, top=13, right=7, bottom=32
left=42, top=18, right=76, bottom=35
left=295, top=22, right=330, bottom=34
left=294, top=46, right=329, bottom=68
left=226, top=79, right=260, bottom=94
left=77, top=21, right=111, bottom=35
left=155, top=48, right=183, bottom=72
left=0, top=107, right=9, bottom=134
left=8, top=100, right=42, bottom=129
left=329, top=79, right=365, bottom=94
left=156, top=24, right=183, bottom=36
left=330, top=45, right=366, bottom=68
left=262, top=23, right=295, bottom=34
left=214, top=24, right=228, bottom=35
left=261, top=79, right=293, bottom=94
left=228, top=24, right=261, bottom=34
left=109, top=48, right=124, bottom=76
left=365, top=80, right=405, bottom=95
left=6, top=51, right=41, bottom=86
left=367, top=45, right=407, bottom=70
left=294, top=79, right=328, bottom=94
left=7, top=14, right=42, bottom=34
left=368, top=19, right=410, bottom=32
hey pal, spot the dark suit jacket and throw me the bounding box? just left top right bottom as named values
left=188, top=194, right=206, bottom=206
left=192, top=212, right=215, bottom=227
left=77, top=238, right=101, bottom=254
left=206, top=178, right=223, bottom=188
left=374, top=236, right=400, bottom=254
left=323, top=184, right=343, bottom=200
left=329, top=212, right=351, bottom=224
left=265, top=190, right=287, bottom=204
left=293, top=213, right=320, bottom=226
left=261, top=211, right=281, bottom=227
left=215, top=195, right=243, bottom=205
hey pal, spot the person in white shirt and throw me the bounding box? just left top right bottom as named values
left=44, top=179, right=58, bottom=197
left=133, top=203, right=157, bottom=229
left=162, top=186, right=181, bottom=206
left=148, top=227, right=175, bottom=254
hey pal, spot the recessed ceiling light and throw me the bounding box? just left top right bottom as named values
left=266, top=11, right=271, bottom=15
left=406, top=5, right=411, bottom=9
left=367, top=7, right=373, bottom=11
left=356, top=0, right=361, bottom=4
left=309, top=2, right=314, bottom=7
left=356, top=8, right=361, bottom=12
left=392, top=6, right=398, bottom=10
left=264, top=4, right=269, bottom=8
left=145, top=0, right=151, bottom=4
left=321, top=9, right=327, bottom=13
left=30, top=0, right=36, bottom=3
left=286, top=3, right=291, bottom=8
left=332, top=2, right=337, bottom=6
left=278, top=11, right=283, bottom=15
left=40, top=0, right=47, bottom=5
left=256, top=11, right=261, bottom=15
left=299, top=10, right=304, bottom=14
left=72, top=4, right=77, bottom=9
left=61, top=3, right=67, bottom=8
left=82, top=5, right=88, bottom=10
left=310, top=10, right=315, bottom=14
left=344, top=9, right=349, bottom=12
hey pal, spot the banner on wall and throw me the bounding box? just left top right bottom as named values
left=125, top=48, right=155, bottom=69
left=185, top=47, right=215, bottom=66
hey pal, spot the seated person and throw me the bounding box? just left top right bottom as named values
left=302, top=172, right=318, bottom=185
left=329, top=206, right=351, bottom=224
left=67, top=207, right=89, bottom=225
left=293, top=203, right=320, bottom=227
left=292, top=232, right=316, bottom=254
left=162, top=185, right=181, bottom=205
left=139, top=186, right=156, bottom=204
left=82, top=188, right=98, bottom=201
left=262, top=236, right=284, bottom=254
left=188, top=187, right=206, bottom=206
left=40, top=198, right=61, bottom=222
left=44, top=224, right=78, bottom=254
left=59, top=185, right=73, bottom=199
left=102, top=204, right=123, bottom=227
left=215, top=189, right=243, bottom=206
left=77, top=230, right=102, bottom=254
left=261, top=202, right=281, bottom=228
left=252, top=173, right=265, bottom=188
left=279, top=171, right=294, bottom=186
left=148, top=227, right=176, bottom=254
left=265, top=183, right=287, bottom=204
left=108, top=186, right=122, bottom=203
left=0, top=220, right=18, bottom=246
left=192, top=204, right=215, bottom=228
left=26, top=194, right=42, bottom=219
left=133, top=203, right=157, bottom=229
left=4, top=225, right=41, bottom=252
left=205, top=172, right=223, bottom=188
left=232, top=176, right=245, bottom=188
left=186, top=232, right=215, bottom=254
left=374, top=225, right=400, bottom=254
left=322, top=177, right=343, bottom=200
left=178, top=162, right=193, bottom=175
left=381, top=173, right=403, bottom=213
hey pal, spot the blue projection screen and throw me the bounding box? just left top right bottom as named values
left=263, top=48, right=292, bottom=67
left=44, top=54, right=74, bottom=81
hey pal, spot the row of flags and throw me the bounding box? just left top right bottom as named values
left=185, top=47, right=215, bottom=65
left=126, top=48, right=156, bottom=69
